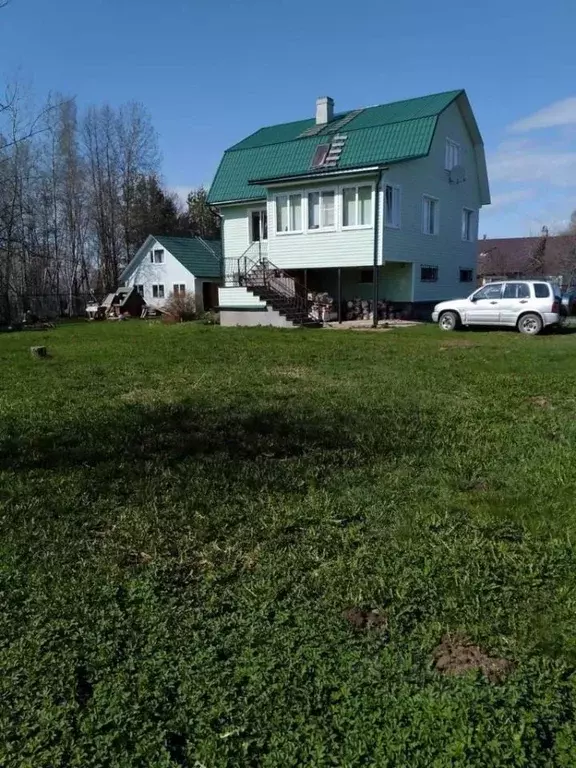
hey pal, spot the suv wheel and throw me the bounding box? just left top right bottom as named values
left=439, top=311, right=459, bottom=331
left=518, top=313, right=543, bottom=335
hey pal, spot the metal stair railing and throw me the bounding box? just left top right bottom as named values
left=239, top=255, right=312, bottom=320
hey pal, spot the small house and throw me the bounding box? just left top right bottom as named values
left=120, top=235, right=222, bottom=312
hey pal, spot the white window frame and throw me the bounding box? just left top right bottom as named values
left=173, top=283, right=186, bottom=297
left=422, top=195, right=439, bottom=236
left=341, top=183, right=375, bottom=229
left=152, top=284, right=165, bottom=299
left=462, top=208, right=474, bottom=242
left=306, top=188, right=336, bottom=232
left=248, top=207, right=268, bottom=242
left=151, top=248, right=164, bottom=264
left=459, top=268, right=474, bottom=283
left=445, top=138, right=460, bottom=171
left=384, top=183, right=401, bottom=229
left=135, top=284, right=145, bottom=296
left=275, top=192, right=303, bottom=235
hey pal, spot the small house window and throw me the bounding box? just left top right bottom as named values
left=152, top=284, right=165, bottom=299
left=151, top=248, right=164, bottom=264
left=421, top=265, right=438, bottom=282
left=384, top=184, right=401, bottom=229
left=445, top=139, right=460, bottom=170
left=360, top=270, right=373, bottom=283
left=276, top=193, right=302, bottom=233
left=173, top=284, right=186, bottom=297
left=135, top=284, right=145, bottom=296
left=462, top=209, right=474, bottom=241
left=459, top=269, right=474, bottom=283
left=422, top=196, right=439, bottom=235
left=342, top=185, right=373, bottom=227
left=308, top=189, right=335, bottom=230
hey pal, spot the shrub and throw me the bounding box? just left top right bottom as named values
left=163, top=292, right=197, bottom=322
left=198, top=310, right=220, bottom=325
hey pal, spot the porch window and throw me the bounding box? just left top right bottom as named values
left=151, top=248, right=164, bottom=264
left=307, top=189, right=335, bottom=230
left=152, top=284, right=165, bottom=299
left=173, top=284, right=186, bottom=297
left=384, top=184, right=401, bottom=229
left=342, top=185, right=373, bottom=227
left=276, top=193, right=302, bottom=233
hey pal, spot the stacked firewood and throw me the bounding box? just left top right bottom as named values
left=344, top=299, right=405, bottom=321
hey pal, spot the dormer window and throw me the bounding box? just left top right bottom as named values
left=311, top=144, right=330, bottom=169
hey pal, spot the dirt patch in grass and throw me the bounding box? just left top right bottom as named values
left=433, top=633, right=514, bottom=682
left=343, top=607, right=388, bottom=631
left=528, top=396, right=549, bottom=408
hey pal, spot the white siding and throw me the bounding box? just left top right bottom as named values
left=267, top=176, right=378, bottom=269
left=221, top=205, right=252, bottom=261
left=381, top=100, right=482, bottom=302
left=218, top=287, right=266, bottom=308
left=123, top=239, right=195, bottom=307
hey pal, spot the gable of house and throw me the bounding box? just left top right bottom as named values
left=208, top=89, right=489, bottom=206
left=121, top=235, right=222, bottom=282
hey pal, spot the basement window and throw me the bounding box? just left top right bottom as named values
left=420, top=265, right=438, bottom=282
left=459, top=269, right=474, bottom=283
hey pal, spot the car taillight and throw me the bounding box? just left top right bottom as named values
left=552, top=299, right=560, bottom=313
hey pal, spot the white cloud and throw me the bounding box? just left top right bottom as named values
left=509, top=97, right=576, bottom=133
left=486, top=189, right=536, bottom=211
left=488, top=142, right=576, bottom=187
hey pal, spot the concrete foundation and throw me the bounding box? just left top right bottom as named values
left=220, top=306, right=295, bottom=328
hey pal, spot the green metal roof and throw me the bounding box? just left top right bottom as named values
left=208, top=90, right=463, bottom=204
left=154, top=236, right=222, bottom=278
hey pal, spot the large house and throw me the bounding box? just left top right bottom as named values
left=208, top=89, right=490, bottom=326
left=121, top=235, right=222, bottom=312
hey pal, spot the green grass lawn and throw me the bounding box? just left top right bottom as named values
left=3, top=321, right=576, bottom=766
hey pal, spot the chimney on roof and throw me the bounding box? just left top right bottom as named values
left=316, top=96, right=334, bottom=125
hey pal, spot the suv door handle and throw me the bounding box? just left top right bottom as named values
left=490, top=301, right=498, bottom=304
left=519, top=299, right=528, bottom=303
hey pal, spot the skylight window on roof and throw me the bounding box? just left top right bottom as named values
left=311, top=144, right=330, bottom=169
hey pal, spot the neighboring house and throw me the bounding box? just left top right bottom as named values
left=121, top=235, right=222, bottom=312
left=478, top=234, right=576, bottom=284
left=207, top=89, right=490, bottom=326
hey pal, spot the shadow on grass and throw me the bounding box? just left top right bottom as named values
left=0, top=400, right=438, bottom=484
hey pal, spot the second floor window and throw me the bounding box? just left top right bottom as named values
left=384, top=184, right=401, bottom=229
left=422, top=196, right=439, bottom=235
left=445, top=139, right=460, bottom=170
left=151, top=249, right=164, bottom=264
left=276, top=193, right=302, bottom=233
left=308, top=190, right=335, bottom=230
left=342, top=185, right=373, bottom=228
left=462, top=209, right=474, bottom=241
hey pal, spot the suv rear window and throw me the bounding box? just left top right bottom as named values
left=534, top=283, right=551, bottom=298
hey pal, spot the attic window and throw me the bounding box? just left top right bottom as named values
left=311, top=144, right=330, bottom=169
left=151, top=248, right=164, bottom=264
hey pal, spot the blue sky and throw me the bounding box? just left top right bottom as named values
left=2, top=0, right=576, bottom=237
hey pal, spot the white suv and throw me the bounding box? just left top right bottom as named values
left=432, top=281, right=564, bottom=335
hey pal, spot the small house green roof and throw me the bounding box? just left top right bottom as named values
left=208, top=90, right=465, bottom=204
left=153, top=236, right=222, bottom=278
